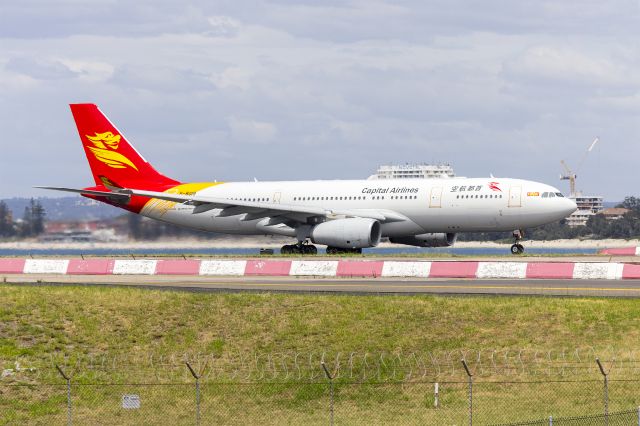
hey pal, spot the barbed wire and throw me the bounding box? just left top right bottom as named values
left=4, top=347, right=640, bottom=383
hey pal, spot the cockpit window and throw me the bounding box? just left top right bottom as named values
left=549, top=192, right=556, bottom=198
left=542, top=192, right=549, bottom=198
left=555, top=192, right=564, bottom=197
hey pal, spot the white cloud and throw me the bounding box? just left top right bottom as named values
left=227, top=116, right=278, bottom=144
left=0, top=1, right=639, bottom=200
left=503, top=46, right=634, bottom=88
left=210, top=67, right=252, bottom=90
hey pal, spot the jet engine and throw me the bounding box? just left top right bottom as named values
left=311, top=218, right=381, bottom=249
left=390, top=232, right=457, bottom=248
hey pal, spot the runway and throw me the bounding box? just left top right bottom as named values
left=5, top=274, right=640, bottom=297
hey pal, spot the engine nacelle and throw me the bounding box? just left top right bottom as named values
left=311, top=218, right=381, bottom=249
left=390, top=232, right=457, bottom=248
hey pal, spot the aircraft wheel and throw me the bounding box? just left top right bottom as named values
left=305, top=245, right=318, bottom=255
left=510, top=244, right=524, bottom=255
left=326, top=247, right=338, bottom=255
left=281, top=245, right=294, bottom=255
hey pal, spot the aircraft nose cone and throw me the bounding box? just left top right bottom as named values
left=563, top=198, right=578, bottom=216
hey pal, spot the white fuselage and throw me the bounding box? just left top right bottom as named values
left=139, top=177, right=577, bottom=238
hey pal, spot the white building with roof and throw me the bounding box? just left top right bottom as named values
left=368, top=163, right=456, bottom=180
left=566, top=193, right=604, bottom=226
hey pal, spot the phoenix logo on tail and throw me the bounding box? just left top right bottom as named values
left=86, top=131, right=138, bottom=171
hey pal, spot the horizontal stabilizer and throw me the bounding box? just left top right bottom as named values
left=34, top=186, right=131, bottom=202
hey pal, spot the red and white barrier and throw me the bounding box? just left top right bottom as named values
left=600, top=247, right=640, bottom=256
left=526, top=262, right=574, bottom=279
left=477, top=262, right=527, bottom=279
left=155, top=260, right=201, bottom=275
left=199, top=260, right=247, bottom=276
left=290, top=260, right=338, bottom=276
left=0, top=259, right=26, bottom=274
left=67, top=259, right=114, bottom=275
left=112, top=260, right=157, bottom=275
left=381, top=261, right=430, bottom=278
left=429, top=261, right=478, bottom=278
left=337, top=261, right=384, bottom=277
left=24, top=259, right=69, bottom=274
left=245, top=260, right=292, bottom=276
left=1, top=258, right=640, bottom=280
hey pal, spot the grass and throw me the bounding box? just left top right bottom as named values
left=2, top=285, right=640, bottom=364
left=3, top=284, right=640, bottom=424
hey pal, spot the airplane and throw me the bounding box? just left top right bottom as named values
left=38, top=104, right=577, bottom=255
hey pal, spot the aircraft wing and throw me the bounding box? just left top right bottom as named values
left=36, top=186, right=407, bottom=223
left=128, top=188, right=407, bottom=223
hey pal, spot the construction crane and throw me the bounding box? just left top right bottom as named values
left=560, top=137, right=599, bottom=197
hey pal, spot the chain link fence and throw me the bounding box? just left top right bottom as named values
left=3, top=352, right=640, bottom=425
left=3, top=380, right=640, bottom=425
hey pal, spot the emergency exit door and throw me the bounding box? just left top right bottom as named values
left=429, top=187, right=443, bottom=208
left=508, top=186, right=522, bottom=207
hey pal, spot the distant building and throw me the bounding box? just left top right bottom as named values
left=368, top=163, right=456, bottom=180
left=41, top=220, right=127, bottom=242
left=599, top=207, right=630, bottom=221
left=566, top=193, right=604, bottom=227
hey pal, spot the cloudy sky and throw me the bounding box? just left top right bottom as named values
left=1, top=0, right=638, bottom=200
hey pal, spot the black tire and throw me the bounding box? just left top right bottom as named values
left=516, top=244, right=525, bottom=254
left=306, top=245, right=318, bottom=255
left=281, top=245, right=292, bottom=255
left=510, top=244, right=521, bottom=255
left=326, top=247, right=337, bottom=255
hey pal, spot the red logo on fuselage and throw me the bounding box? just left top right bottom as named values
left=488, top=182, right=502, bottom=192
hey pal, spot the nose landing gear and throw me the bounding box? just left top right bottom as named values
left=510, top=230, right=525, bottom=255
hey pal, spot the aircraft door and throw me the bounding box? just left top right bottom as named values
left=273, top=192, right=281, bottom=203
left=429, top=187, right=443, bottom=208
left=508, top=186, right=522, bottom=207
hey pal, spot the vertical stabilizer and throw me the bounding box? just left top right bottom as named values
left=70, top=104, right=179, bottom=189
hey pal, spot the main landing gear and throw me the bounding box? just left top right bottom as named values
left=510, top=229, right=525, bottom=255
left=326, top=247, right=362, bottom=255
left=280, top=242, right=318, bottom=255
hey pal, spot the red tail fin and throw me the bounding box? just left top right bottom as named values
left=70, top=104, right=179, bottom=189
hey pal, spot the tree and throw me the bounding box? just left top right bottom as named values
left=618, top=196, right=640, bottom=213
left=31, top=199, right=46, bottom=235
left=0, top=201, right=14, bottom=237
left=19, top=198, right=46, bottom=237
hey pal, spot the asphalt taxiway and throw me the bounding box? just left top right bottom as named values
left=5, top=274, right=640, bottom=297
